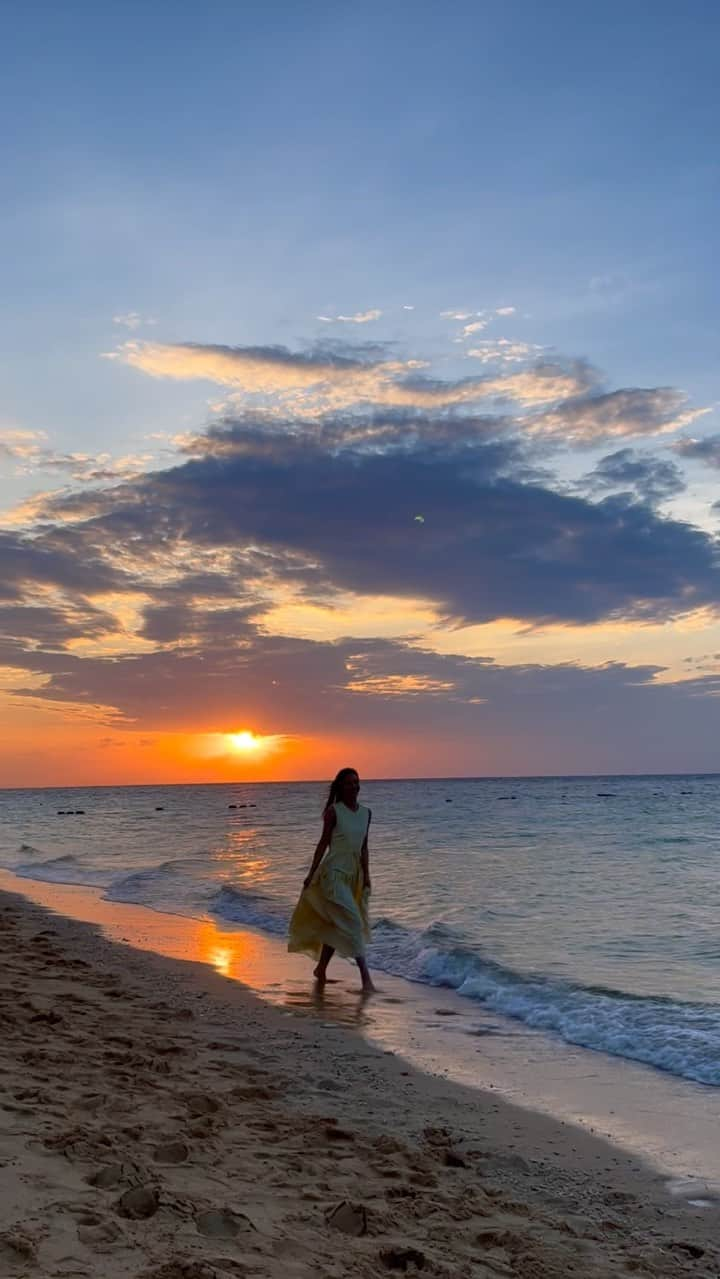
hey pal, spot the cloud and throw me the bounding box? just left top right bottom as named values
left=0, top=426, right=154, bottom=488
left=108, top=339, right=597, bottom=417
left=467, top=340, right=542, bottom=365
left=0, top=428, right=47, bottom=462
left=579, top=448, right=686, bottom=504
left=459, top=318, right=489, bottom=338
left=495, top=306, right=516, bottom=317
left=113, top=312, right=157, bottom=330
left=3, top=619, right=720, bottom=776
left=529, top=387, right=710, bottom=444
left=317, top=309, right=382, bottom=324
left=18, top=404, right=719, bottom=634
left=671, top=434, right=720, bottom=468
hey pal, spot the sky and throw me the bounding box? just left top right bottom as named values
left=1, top=0, right=719, bottom=785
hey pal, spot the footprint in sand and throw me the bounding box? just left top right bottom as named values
left=195, top=1208, right=255, bottom=1238
left=138, top=1262, right=219, bottom=1279
left=76, top=1212, right=124, bottom=1248
left=153, top=1140, right=190, bottom=1165
left=117, top=1186, right=160, bottom=1219
left=185, top=1094, right=221, bottom=1118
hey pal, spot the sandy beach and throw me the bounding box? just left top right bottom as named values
left=0, top=888, right=718, bottom=1278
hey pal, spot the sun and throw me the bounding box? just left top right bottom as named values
left=227, top=731, right=262, bottom=753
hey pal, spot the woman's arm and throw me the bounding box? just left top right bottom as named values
left=361, top=809, right=372, bottom=890
left=303, top=807, right=336, bottom=889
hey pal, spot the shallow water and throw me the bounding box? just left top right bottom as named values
left=2, top=773, right=719, bottom=1083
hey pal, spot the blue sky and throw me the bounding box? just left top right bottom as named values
left=1, top=1, right=719, bottom=781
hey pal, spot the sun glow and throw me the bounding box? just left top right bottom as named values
left=228, top=731, right=263, bottom=752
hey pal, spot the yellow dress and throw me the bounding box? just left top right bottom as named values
left=288, top=801, right=371, bottom=960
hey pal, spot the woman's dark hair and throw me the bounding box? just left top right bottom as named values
left=324, top=767, right=359, bottom=813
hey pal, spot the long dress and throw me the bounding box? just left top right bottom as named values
left=288, top=801, right=371, bottom=960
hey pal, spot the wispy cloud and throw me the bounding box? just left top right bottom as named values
left=106, top=340, right=595, bottom=415
left=495, top=306, right=516, bottom=317
left=0, top=427, right=154, bottom=485
left=113, top=312, right=157, bottom=330
left=0, top=428, right=47, bottom=462
left=530, top=388, right=710, bottom=444
left=467, top=340, right=541, bottom=365
left=317, top=309, right=382, bottom=324
left=459, top=318, right=489, bottom=338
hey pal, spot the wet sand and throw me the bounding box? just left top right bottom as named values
left=0, top=884, right=719, bottom=1277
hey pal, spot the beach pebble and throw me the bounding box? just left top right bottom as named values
left=326, top=1201, right=367, bottom=1236
left=117, top=1185, right=160, bottom=1219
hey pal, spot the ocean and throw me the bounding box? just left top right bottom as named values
left=2, top=774, right=719, bottom=1088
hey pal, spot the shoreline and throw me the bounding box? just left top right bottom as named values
left=2, top=870, right=720, bottom=1194
left=1, top=882, right=719, bottom=1275
left=3, top=769, right=719, bottom=792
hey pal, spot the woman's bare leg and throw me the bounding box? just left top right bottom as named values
left=314, top=945, right=335, bottom=983
left=356, top=956, right=375, bottom=993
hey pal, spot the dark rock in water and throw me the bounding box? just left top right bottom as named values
left=249, top=803, right=257, bottom=807
left=57, top=810, right=66, bottom=815
left=75, top=810, right=86, bottom=815
left=238, top=803, right=247, bottom=808
left=680, top=790, right=692, bottom=795
left=155, top=806, right=164, bottom=811
left=228, top=804, right=237, bottom=809
left=498, top=795, right=517, bottom=800
left=597, top=793, right=617, bottom=798
left=445, top=798, right=452, bottom=802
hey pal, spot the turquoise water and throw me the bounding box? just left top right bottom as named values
left=1, top=774, right=719, bottom=1083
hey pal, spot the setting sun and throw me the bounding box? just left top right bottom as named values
left=228, top=731, right=262, bottom=753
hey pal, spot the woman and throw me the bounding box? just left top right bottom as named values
left=288, top=767, right=374, bottom=992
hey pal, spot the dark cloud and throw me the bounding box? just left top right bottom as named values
left=6, top=412, right=720, bottom=630
left=672, top=434, right=720, bottom=469
left=3, top=625, right=720, bottom=775
left=0, top=530, right=127, bottom=599
left=579, top=448, right=686, bottom=505
left=109, top=425, right=720, bottom=626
